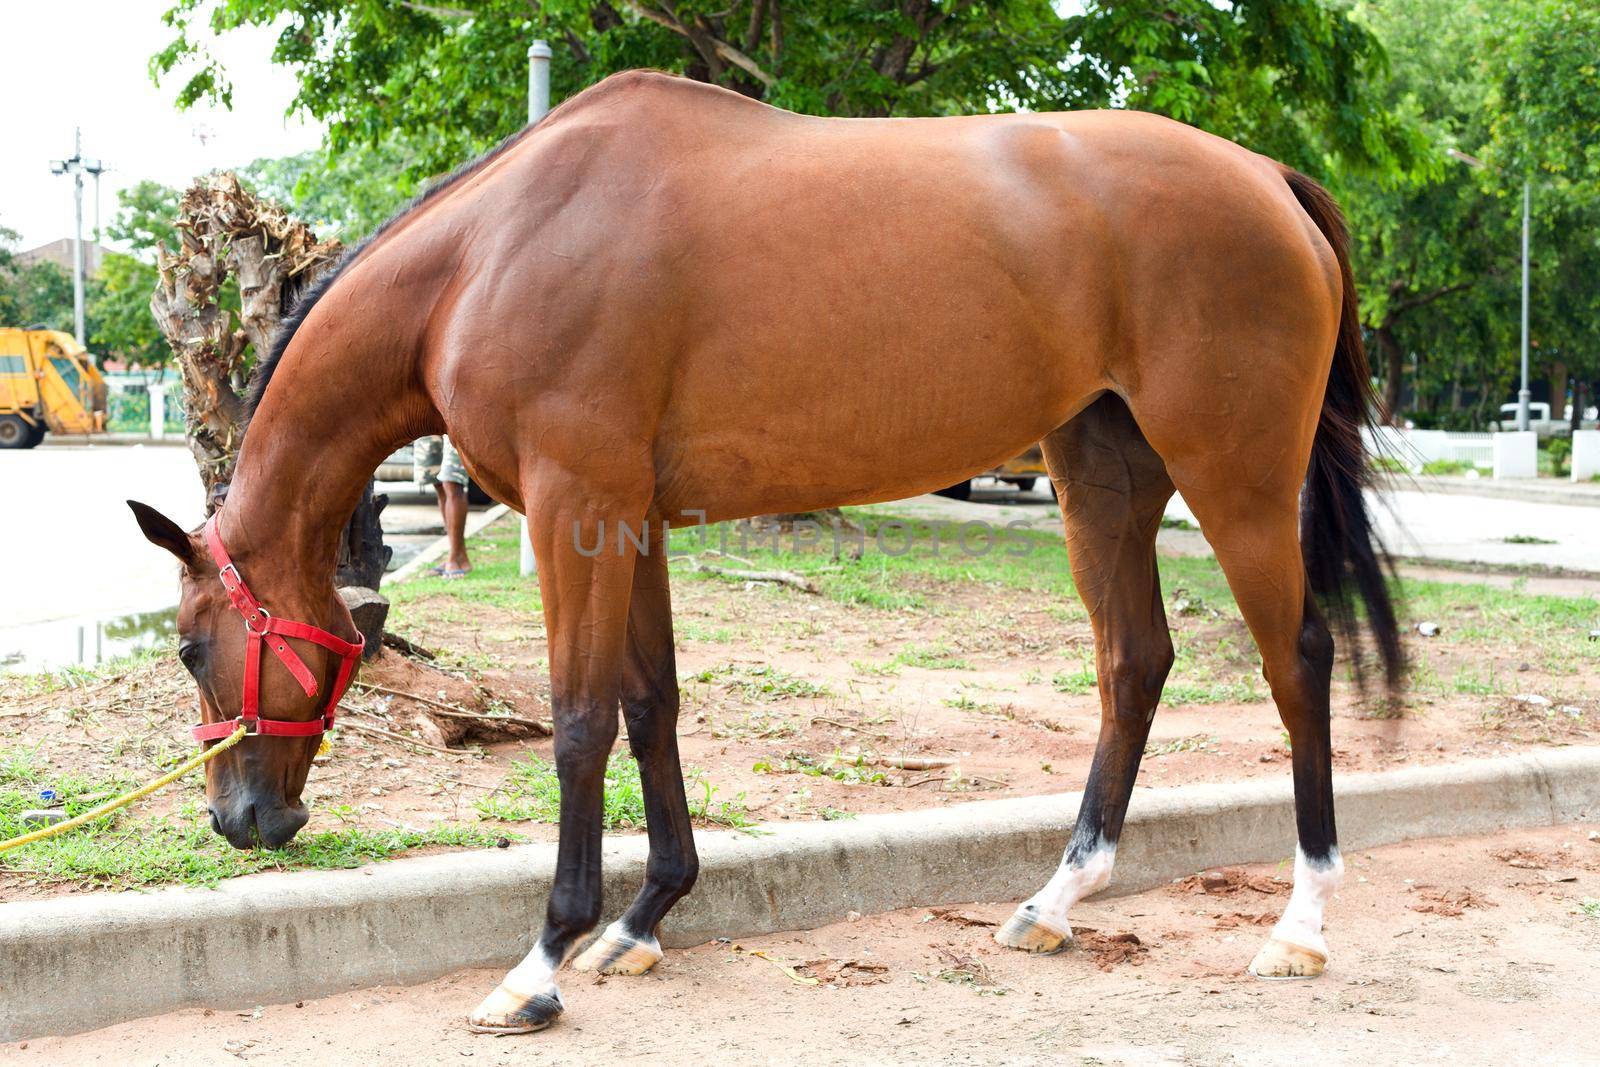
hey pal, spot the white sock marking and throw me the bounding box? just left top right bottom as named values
left=1019, top=838, right=1116, bottom=933
left=1270, top=846, right=1343, bottom=957
left=502, top=943, right=565, bottom=1003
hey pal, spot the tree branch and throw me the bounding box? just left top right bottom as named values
left=396, top=0, right=475, bottom=18
left=626, top=0, right=776, bottom=86
left=1385, top=279, right=1474, bottom=324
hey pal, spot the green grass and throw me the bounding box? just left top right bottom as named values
left=386, top=519, right=541, bottom=622
left=1051, top=666, right=1097, bottom=695
left=0, top=749, right=506, bottom=889
left=894, top=643, right=971, bottom=670
left=477, top=751, right=756, bottom=830
left=666, top=510, right=1242, bottom=617
left=687, top=663, right=830, bottom=700
left=1145, top=733, right=1220, bottom=757
left=752, top=750, right=889, bottom=786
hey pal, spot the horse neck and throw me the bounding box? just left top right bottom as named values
left=218, top=310, right=433, bottom=603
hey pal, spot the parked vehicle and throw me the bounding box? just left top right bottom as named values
left=1489, top=401, right=1599, bottom=438
left=0, top=328, right=106, bottom=448
left=934, top=444, right=1051, bottom=500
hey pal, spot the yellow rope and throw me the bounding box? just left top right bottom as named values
left=0, top=724, right=249, bottom=856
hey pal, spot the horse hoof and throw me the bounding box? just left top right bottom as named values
left=993, top=909, right=1068, bottom=954
left=465, top=983, right=564, bottom=1034
left=572, top=925, right=664, bottom=975
left=1248, top=938, right=1327, bottom=980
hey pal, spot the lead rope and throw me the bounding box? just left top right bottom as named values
left=0, top=723, right=256, bottom=855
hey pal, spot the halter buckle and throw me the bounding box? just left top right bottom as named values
left=243, top=606, right=272, bottom=635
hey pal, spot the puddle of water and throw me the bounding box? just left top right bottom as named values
left=0, top=606, right=178, bottom=676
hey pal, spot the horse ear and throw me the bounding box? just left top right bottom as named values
left=128, top=500, right=196, bottom=566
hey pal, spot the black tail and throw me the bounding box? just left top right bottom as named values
left=1283, top=170, right=1404, bottom=692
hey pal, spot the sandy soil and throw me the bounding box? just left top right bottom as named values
left=10, top=824, right=1598, bottom=1066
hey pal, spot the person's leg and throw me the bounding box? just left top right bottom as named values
left=438, top=481, right=470, bottom=573
left=419, top=435, right=471, bottom=575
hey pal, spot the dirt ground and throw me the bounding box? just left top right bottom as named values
left=10, top=824, right=1598, bottom=1066
left=2, top=507, right=1597, bottom=899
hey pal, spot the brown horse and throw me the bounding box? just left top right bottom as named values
left=129, top=70, right=1401, bottom=1034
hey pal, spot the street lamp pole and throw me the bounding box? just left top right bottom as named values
left=1517, top=179, right=1531, bottom=432
left=521, top=38, right=553, bottom=579
left=70, top=128, right=86, bottom=348
left=48, top=128, right=104, bottom=358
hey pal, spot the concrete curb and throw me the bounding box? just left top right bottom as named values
left=4, top=747, right=1598, bottom=1041
left=386, top=503, right=511, bottom=584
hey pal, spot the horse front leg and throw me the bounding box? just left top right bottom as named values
left=467, top=487, right=643, bottom=1035
left=574, top=529, right=698, bottom=975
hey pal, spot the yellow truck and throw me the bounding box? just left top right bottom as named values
left=0, top=328, right=106, bottom=448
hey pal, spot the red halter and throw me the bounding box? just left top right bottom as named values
left=191, top=513, right=364, bottom=743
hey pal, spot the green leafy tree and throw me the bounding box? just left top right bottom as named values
left=154, top=0, right=1419, bottom=188
left=1338, top=0, right=1600, bottom=427
left=89, top=253, right=167, bottom=367
left=1484, top=0, right=1600, bottom=425
left=103, top=180, right=182, bottom=253
left=238, top=138, right=421, bottom=241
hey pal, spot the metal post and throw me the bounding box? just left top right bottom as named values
left=521, top=40, right=553, bottom=579
left=529, top=40, right=552, bottom=121
left=1517, top=179, right=1531, bottom=432
left=71, top=128, right=86, bottom=348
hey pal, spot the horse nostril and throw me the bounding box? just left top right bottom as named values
left=208, top=807, right=222, bottom=835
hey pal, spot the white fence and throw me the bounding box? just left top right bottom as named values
left=1364, top=427, right=1520, bottom=477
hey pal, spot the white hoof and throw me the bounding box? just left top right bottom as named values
left=993, top=907, right=1069, bottom=954
left=1248, top=937, right=1327, bottom=980
left=572, top=922, right=664, bottom=976
left=466, top=982, right=564, bottom=1034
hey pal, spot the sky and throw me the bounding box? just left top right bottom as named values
left=1, top=0, right=325, bottom=252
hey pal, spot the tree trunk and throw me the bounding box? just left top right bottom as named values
left=152, top=172, right=391, bottom=587
left=1373, top=325, right=1405, bottom=425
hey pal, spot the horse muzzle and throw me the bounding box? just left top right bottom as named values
left=208, top=796, right=309, bottom=850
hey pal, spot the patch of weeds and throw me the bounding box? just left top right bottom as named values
left=479, top=752, right=755, bottom=830
left=1051, top=667, right=1097, bottom=696
left=1503, top=534, right=1557, bottom=545
left=690, top=664, right=831, bottom=701
left=678, top=621, right=734, bottom=643
left=1163, top=678, right=1265, bottom=705
left=752, top=750, right=888, bottom=786
left=893, top=643, right=970, bottom=671
left=818, top=807, right=856, bottom=821
left=851, top=659, right=902, bottom=678
left=943, top=689, right=991, bottom=712
left=1160, top=515, right=1197, bottom=530
left=711, top=708, right=800, bottom=741
left=1145, top=734, right=1219, bottom=758
left=914, top=952, right=1009, bottom=996
left=1451, top=664, right=1506, bottom=696
left=1578, top=899, right=1600, bottom=919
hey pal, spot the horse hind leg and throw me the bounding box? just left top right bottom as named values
left=1162, top=463, right=1341, bottom=979
left=996, top=394, right=1175, bottom=953
left=573, top=530, right=697, bottom=976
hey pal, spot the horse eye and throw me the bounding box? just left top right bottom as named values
left=178, top=640, right=207, bottom=680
